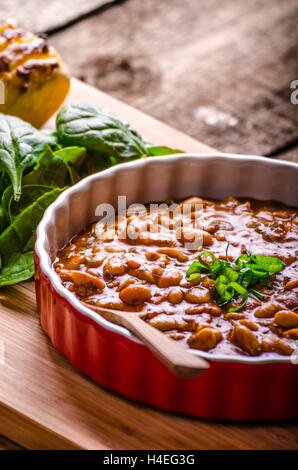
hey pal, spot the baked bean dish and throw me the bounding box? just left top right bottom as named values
left=53, top=197, right=298, bottom=357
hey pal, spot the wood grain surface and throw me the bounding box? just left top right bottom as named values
left=50, top=0, right=298, bottom=157
left=0, top=79, right=297, bottom=450
left=0, top=0, right=118, bottom=33
left=0, top=435, right=23, bottom=450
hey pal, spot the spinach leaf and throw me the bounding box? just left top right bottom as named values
left=23, top=145, right=86, bottom=188
left=56, top=103, right=148, bottom=161
left=0, top=205, right=8, bottom=233
left=146, top=145, right=183, bottom=156
left=2, top=181, right=59, bottom=218
left=0, top=173, right=10, bottom=194
left=24, top=129, right=59, bottom=159
left=23, top=146, right=68, bottom=187
left=8, top=185, right=53, bottom=222
left=2, top=185, right=14, bottom=211
left=54, top=146, right=86, bottom=166
left=0, top=114, right=58, bottom=201
left=0, top=187, right=65, bottom=254
left=77, top=152, right=114, bottom=178
left=0, top=251, right=34, bottom=286
left=54, top=146, right=87, bottom=185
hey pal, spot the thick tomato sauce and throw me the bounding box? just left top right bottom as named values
left=53, top=197, right=298, bottom=357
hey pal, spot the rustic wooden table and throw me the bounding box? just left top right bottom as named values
left=0, top=0, right=297, bottom=450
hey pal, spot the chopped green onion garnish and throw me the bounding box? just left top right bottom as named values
left=248, top=288, right=265, bottom=300
left=185, top=246, right=285, bottom=312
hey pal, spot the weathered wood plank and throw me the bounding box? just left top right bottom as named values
left=0, top=434, right=23, bottom=450
left=275, top=146, right=298, bottom=163
left=0, top=0, right=117, bottom=33
left=58, top=78, right=214, bottom=153
left=50, top=0, right=298, bottom=156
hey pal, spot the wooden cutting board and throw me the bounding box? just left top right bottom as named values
left=0, top=78, right=297, bottom=450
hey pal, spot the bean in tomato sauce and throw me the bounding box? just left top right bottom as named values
left=53, top=197, right=298, bottom=357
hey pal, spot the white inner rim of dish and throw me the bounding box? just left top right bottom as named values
left=35, top=153, right=298, bottom=364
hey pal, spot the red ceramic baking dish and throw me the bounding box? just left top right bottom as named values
left=34, top=153, right=298, bottom=421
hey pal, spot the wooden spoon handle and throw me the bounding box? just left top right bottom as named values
left=84, top=303, right=209, bottom=378
left=122, top=314, right=209, bottom=378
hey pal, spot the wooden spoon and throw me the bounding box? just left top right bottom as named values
left=83, top=303, right=209, bottom=378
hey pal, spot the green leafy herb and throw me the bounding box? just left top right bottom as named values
left=56, top=103, right=148, bottom=162
left=248, top=288, right=265, bottom=300
left=23, top=145, right=86, bottom=188
left=0, top=173, right=10, bottom=194
left=0, top=187, right=65, bottom=254
left=57, top=103, right=182, bottom=164
left=0, top=204, right=8, bottom=233
left=54, top=146, right=86, bottom=167
left=0, top=114, right=58, bottom=201
left=8, top=185, right=54, bottom=222
left=186, top=247, right=285, bottom=311
left=146, top=146, right=183, bottom=156
left=0, top=251, right=34, bottom=287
